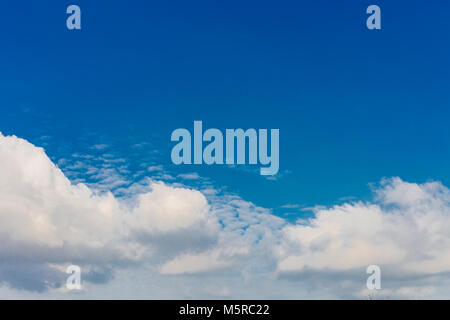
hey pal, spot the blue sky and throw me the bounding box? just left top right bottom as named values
left=1, top=1, right=450, bottom=298
left=2, top=0, right=450, bottom=211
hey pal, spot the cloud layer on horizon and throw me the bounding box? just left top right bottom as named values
left=0, top=133, right=449, bottom=299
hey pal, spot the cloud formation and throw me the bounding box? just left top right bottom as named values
left=277, top=178, right=450, bottom=274
left=275, top=178, right=450, bottom=298
left=0, top=132, right=450, bottom=299
left=0, top=133, right=219, bottom=291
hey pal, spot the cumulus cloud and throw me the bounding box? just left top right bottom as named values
left=0, top=133, right=219, bottom=291
left=275, top=178, right=450, bottom=298
left=1, top=132, right=450, bottom=299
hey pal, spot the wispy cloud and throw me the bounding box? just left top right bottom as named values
left=90, top=144, right=110, bottom=151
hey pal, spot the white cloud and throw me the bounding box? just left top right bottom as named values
left=147, top=165, right=163, bottom=172
left=159, top=247, right=249, bottom=275
left=177, top=173, right=201, bottom=180
left=0, top=134, right=122, bottom=250
left=276, top=178, right=450, bottom=298
left=131, top=182, right=217, bottom=234
left=0, top=133, right=220, bottom=291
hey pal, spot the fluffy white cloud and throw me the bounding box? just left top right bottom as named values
left=0, top=134, right=121, bottom=250
left=131, top=183, right=215, bottom=234
left=276, top=178, right=450, bottom=298
left=0, top=133, right=220, bottom=290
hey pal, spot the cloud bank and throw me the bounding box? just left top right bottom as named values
left=0, top=133, right=449, bottom=299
